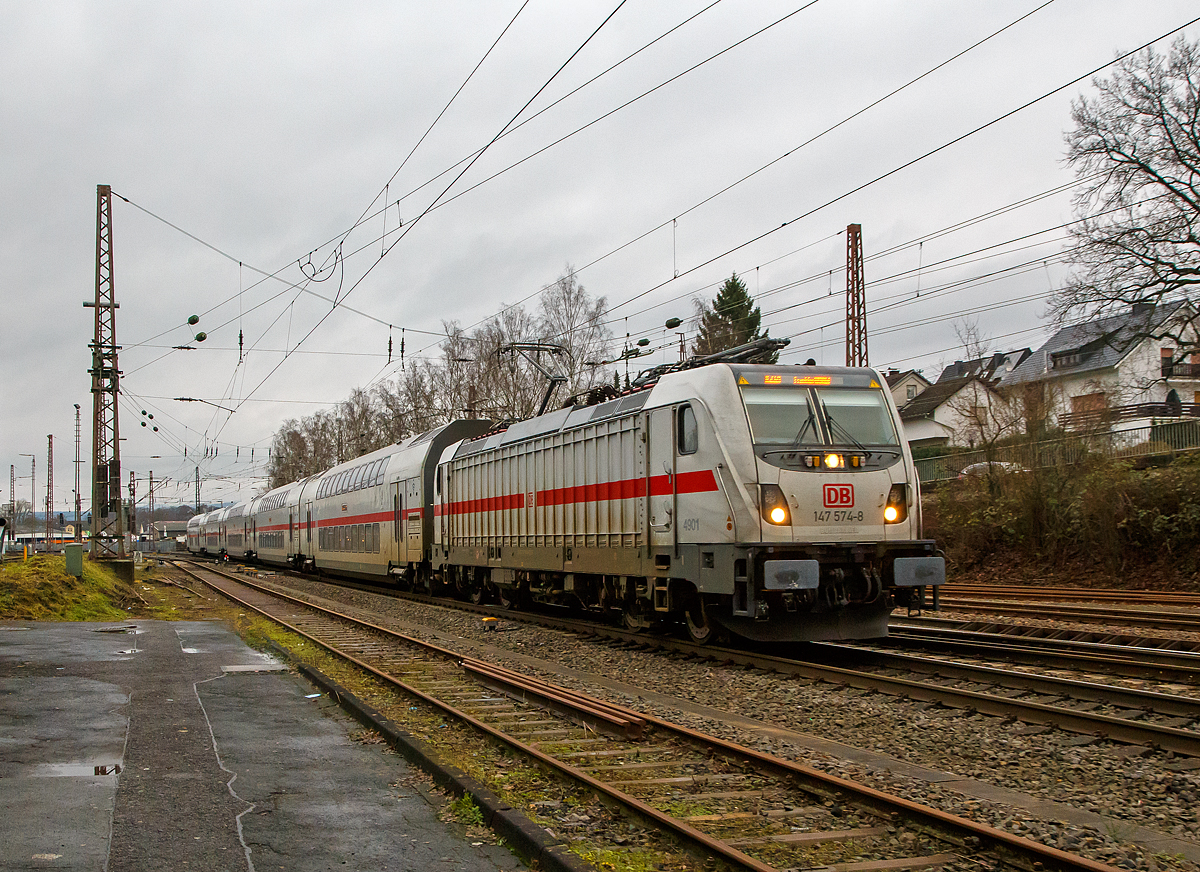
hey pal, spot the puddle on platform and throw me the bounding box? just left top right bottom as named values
left=33, top=762, right=122, bottom=777
left=114, top=649, right=140, bottom=655
left=93, top=626, right=141, bottom=634
left=180, top=647, right=200, bottom=654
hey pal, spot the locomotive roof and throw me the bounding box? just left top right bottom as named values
left=451, top=363, right=887, bottom=461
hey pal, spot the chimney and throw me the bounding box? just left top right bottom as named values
left=1131, top=301, right=1155, bottom=318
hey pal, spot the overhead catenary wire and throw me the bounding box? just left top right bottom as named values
left=400, top=0, right=1062, bottom=362
left=215, top=0, right=633, bottom=438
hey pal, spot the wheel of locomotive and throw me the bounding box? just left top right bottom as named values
left=498, top=581, right=526, bottom=611
left=684, top=593, right=725, bottom=645
left=467, top=568, right=489, bottom=605
left=621, top=597, right=651, bottom=631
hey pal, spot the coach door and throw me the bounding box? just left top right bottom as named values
left=392, top=481, right=404, bottom=564
left=646, top=406, right=676, bottom=553
left=305, top=502, right=313, bottom=551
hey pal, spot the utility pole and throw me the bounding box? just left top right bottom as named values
left=46, top=435, right=53, bottom=548
left=9, top=464, right=14, bottom=518
left=845, top=223, right=868, bottom=367
left=88, top=184, right=124, bottom=558
left=128, top=470, right=136, bottom=545
left=74, top=404, right=82, bottom=540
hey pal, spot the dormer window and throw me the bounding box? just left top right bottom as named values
left=1051, top=349, right=1081, bottom=369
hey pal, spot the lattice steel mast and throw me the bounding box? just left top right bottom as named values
left=46, top=435, right=53, bottom=546
left=89, top=184, right=125, bottom=558
left=845, top=223, right=868, bottom=367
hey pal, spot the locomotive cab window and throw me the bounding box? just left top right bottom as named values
left=677, top=405, right=698, bottom=455
left=741, top=387, right=822, bottom=446
left=819, top=389, right=899, bottom=446
left=740, top=384, right=899, bottom=448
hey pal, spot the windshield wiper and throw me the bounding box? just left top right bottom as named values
left=788, top=404, right=819, bottom=449
left=820, top=400, right=871, bottom=456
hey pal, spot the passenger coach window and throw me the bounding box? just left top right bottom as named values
left=677, top=405, right=698, bottom=455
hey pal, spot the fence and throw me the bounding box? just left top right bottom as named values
left=915, top=419, right=1200, bottom=483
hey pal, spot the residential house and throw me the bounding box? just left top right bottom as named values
left=936, top=348, right=1031, bottom=384
left=1000, top=301, right=1200, bottom=433
left=898, top=375, right=1010, bottom=449
left=883, top=368, right=931, bottom=409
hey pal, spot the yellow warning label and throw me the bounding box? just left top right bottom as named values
left=738, top=376, right=749, bottom=384
left=870, top=379, right=880, bottom=388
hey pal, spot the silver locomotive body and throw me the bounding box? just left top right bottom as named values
left=433, top=363, right=943, bottom=641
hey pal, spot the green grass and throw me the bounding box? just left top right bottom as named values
left=449, top=794, right=485, bottom=826
left=0, top=555, right=137, bottom=621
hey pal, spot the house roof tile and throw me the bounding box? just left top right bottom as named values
left=1002, top=302, right=1188, bottom=385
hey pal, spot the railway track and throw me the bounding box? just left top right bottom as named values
left=174, top=560, right=1125, bottom=872
left=178, top=557, right=1200, bottom=757
left=930, top=596, right=1200, bottom=633
left=886, top=617, right=1200, bottom=683
left=939, top=584, right=1200, bottom=608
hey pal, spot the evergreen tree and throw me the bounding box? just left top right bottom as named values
left=692, top=273, right=776, bottom=361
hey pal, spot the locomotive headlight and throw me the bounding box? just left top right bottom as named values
left=824, top=453, right=843, bottom=469
left=760, top=484, right=791, bottom=526
left=884, top=483, right=908, bottom=524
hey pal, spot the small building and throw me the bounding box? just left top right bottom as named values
left=151, top=520, right=189, bottom=540
left=899, top=375, right=1009, bottom=449
left=883, top=368, right=931, bottom=410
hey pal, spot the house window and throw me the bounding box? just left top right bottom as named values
left=1070, top=392, right=1107, bottom=414
left=906, top=384, right=918, bottom=400
left=1051, top=350, right=1081, bottom=369
left=1162, top=347, right=1175, bottom=377
left=1023, top=383, right=1047, bottom=433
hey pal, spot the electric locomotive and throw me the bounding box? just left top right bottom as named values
left=430, top=349, right=943, bottom=642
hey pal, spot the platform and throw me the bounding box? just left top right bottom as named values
left=0, top=620, right=526, bottom=872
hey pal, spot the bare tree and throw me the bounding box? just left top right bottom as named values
left=945, top=320, right=1025, bottom=454
left=9, top=499, right=33, bottom=531
left=538, top=267, right=612, bottom=396
left=265, top=267, right=612, bottom=488
left=1056, top=36, right=1200, bottom=357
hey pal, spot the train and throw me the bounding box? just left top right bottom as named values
left=188, top=342, right=944, bottom=642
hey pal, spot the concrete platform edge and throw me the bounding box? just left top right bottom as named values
left=292, top=662, right=598, bottom=872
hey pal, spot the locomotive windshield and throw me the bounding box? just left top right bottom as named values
left=741, top=385, right=899, bottom=447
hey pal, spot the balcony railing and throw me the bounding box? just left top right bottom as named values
left=1162, top=361, right=1200, bottom=378
left=1058, top=402, right=1200, bottom=431
left=916, top=419, right=1200, bottom=482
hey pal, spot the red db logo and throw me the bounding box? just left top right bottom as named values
left=823, top=484, right=854, bottom=507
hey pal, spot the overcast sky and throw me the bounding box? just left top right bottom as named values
left=4, top=0, right=1198, bottom=514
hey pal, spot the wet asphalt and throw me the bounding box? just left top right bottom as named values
left=0, top=620, right=526, bottom=872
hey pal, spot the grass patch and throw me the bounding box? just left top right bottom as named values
left=449, top=794, right=484, bottom=826
left=572, top=845, right=666, bottom=871
left=0, top=555, right=139, bottom=621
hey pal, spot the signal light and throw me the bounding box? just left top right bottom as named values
left=884, top=483, right=908, bottom=524
left=760, top=484, right=791, bottom=526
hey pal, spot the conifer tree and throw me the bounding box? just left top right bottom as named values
left=692, top=273, right=776, bottom=361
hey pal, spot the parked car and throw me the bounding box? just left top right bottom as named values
left=958, top=461, right=1025, bottom=479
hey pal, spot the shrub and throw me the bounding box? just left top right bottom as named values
left=924, top=454, right=1200, bottom=579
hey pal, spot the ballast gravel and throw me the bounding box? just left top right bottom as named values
left=251, top=576, right=1200, bottom=871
